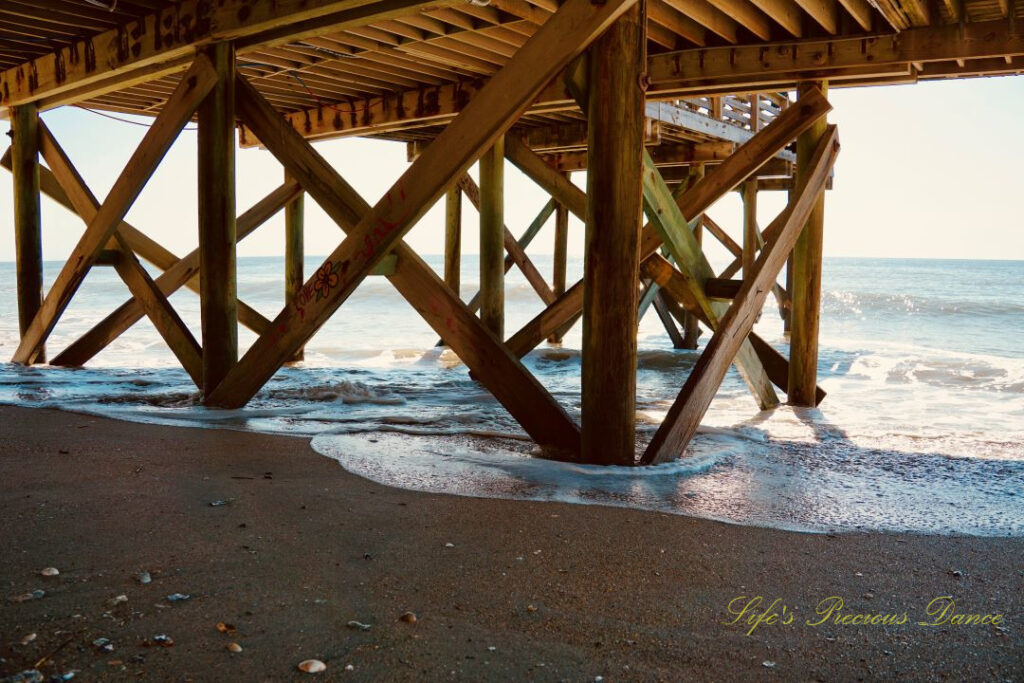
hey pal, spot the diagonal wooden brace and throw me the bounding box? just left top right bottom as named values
left=504, top=87, right=832, bottom=358
left=456, top=174, right=556, bottom=306
left=49, top=181, right=300, bottom=367
left=11, top=56, right=218, bottom=365
left=641, top=125, right=840, bottom=464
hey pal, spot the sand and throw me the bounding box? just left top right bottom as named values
left=0, top=405, right=1020, bottom=681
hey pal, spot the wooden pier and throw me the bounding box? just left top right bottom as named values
left=2, top=0, right=1021, bottom=464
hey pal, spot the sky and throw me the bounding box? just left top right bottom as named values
left=0, top=75, right=1022, bottom=267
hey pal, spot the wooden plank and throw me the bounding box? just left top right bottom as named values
left=285, top=170, right=305, bottom=362
left=0, top=0, right=460, bottom=110
left=10, top=104, right=44, bottom=363
left=11, top=56, right=217, bottom=365
left=212, top=58, right=603, bottom=453
left=581, top=2, right=645, bottom=465
left=742, top=180, right=757, bottom=277
left=480, top=136, right=505, bottom=337
left=50, top=182, right=299, bottom=367
left=641, top=124, right=839, bottom=464
left=705, top=278, right=744, bottom=299
left=681, top=165, right=704, bottom=350
left=197, top=43, right=237, bottom=396
left=504, top=88, right=831, bottom=360
left=837, top=0, right=875, bottom=30
left=788, top=81, right=828, bottom=406
left=110, top=233, right=204, bottom=387
left=751, top=0, right=804, bottom=36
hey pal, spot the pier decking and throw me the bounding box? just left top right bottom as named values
left=2, top=0, right=1021, bottom=464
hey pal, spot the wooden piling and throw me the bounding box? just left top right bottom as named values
left=479, top=136, right=505, bottom=338
left=582, top=2, right=645, bottom=465
left=742, top=95, right=760, bottom=281
left=197, top=43, right=238, bottom=396
left=284, top=170, right=304, bottom=362
left=11, top=104, right=44, bottom=364
left=681, top=164, right=704, bottom=349
left=548, top=176, right=570, bottom=343
left=788, top=81, right=828, bottom=406
left=444, top=185, right=462, bottom=299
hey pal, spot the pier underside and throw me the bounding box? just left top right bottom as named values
left=2, top=0, right=1021, bottom=464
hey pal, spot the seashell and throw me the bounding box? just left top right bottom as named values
left=216, top=622, right=237, bottom=634
left=297, top=659, right=326, bottom=673
left=226, top=642, right=242, bottom=653
left=346, top=621, right=371, bottom=631
left=136, top=572, right=152, bottom=585
left=40, top=567, right=59, bottom=577
left=107, top=594, right=128, bottom=607
left=166, top=593, right=190, bottom=602
left=20, top=632, right=37, bottom=645
left=399, top=611, right=417, bottom=623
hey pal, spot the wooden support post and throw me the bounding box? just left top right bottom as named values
left=581, top=2, right=645, bottom=465
left=479, top=137, right=505, bottom=338
left=642, top=124, right=839, bottom=464
left=742, top=181, right=758, bottom=278
left=548, top=174, right=570, bottom=343
left=444, top=185, right=462, bottom=298
left=784, top=253, right=794, bottom=332
left=197, top=42, right=238, bottom=396
left=653, top=291, right=686, bottom=349
left=681, top=164, right=704, bottom=349
left=10, top=104, right=44, bottom=364
left=284, top=169, right=304, bottom=362
left=789, top=81, right=828, bottom=407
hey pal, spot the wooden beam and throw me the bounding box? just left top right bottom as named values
left=197, top=43, right=237, bottom=396
left=284, top=170, right=305, bottom=362
left=504, top=88, right=832, bottom=359
left=11, top=57, right=218, bottom=366
left=10, top=103, right=44, bottom=363
left=642, top=123, right=839, bottom=464
left=581, top=0, right=646, bottom=466
left=0, top=0, right=460, bottom=110
left=647, top=19, right=1024, bottom=93
left=548, top=176, right=570, bottom=343
left=444, top=184, right=462, bottom=299
left=653, top=291, right=686, bottom=348
left=788, top=81, right=828, bottom=406
left=210, top=34, right=616, bottom=450
left=50, top=181, right=299, bottom=368
left=751, top=0, right=804, bottom=37
left=480, top=136, right=505, bottom=338
left=681, top=166, right=704, bottom=350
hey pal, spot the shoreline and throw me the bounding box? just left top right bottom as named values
left=1, top=405, right=1020, bottom=681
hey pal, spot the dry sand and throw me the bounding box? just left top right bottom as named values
left=0, top=405, right=1020, bottom=681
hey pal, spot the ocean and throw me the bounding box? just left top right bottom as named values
left=1, top=255, right=1022, bottom=536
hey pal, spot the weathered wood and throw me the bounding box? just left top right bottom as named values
left=548, top=182, right=570, bottom=343
left=706, top=278, right=744, bottom=299
left=642, top=124, right=839, bottom=464
left=653, top=291, right=686, bottom=349
left=789, top=81, right=829, bottom=406
left=681, top=165, right=704, bottom=350
left=504, top=88, right=831, bottom=359
left=0, top=0, right=463, bottom=110
left=285, top=170, right=305, bottom=362
left=10, top=104, right=44, bottom=364
left=742, top=183, right=758, bottom=278
left=581, top=1, right=645, bottom=465
left=110, top=233, right=204, bottom=387
left=51, top=182, right=299, bottom=367
left=212, top=67, right=597, bottom=454
left=198, top=43, right=238, bottom=396
left=444, top=185, right=462, bottom=299
left=11, top=57, right=218, bottom=366
left=480, top=137, right=505, bottom=337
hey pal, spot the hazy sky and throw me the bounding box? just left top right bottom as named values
left=1, top=76, right=1021, bottom=267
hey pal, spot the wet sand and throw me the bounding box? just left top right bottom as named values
left=0, top=405, right=1020, bottom=681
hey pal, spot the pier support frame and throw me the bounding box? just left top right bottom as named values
left=681, top=164, right=704, bottom=350
left=11, top=104, right=44, bottom=364
left=444, top=185, right=462, bottom=300
left=548, top=176, right=570, bottom=343
left=581, top=1, right=646, bottom=465
left=789, top=81, right=829, bottom=406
